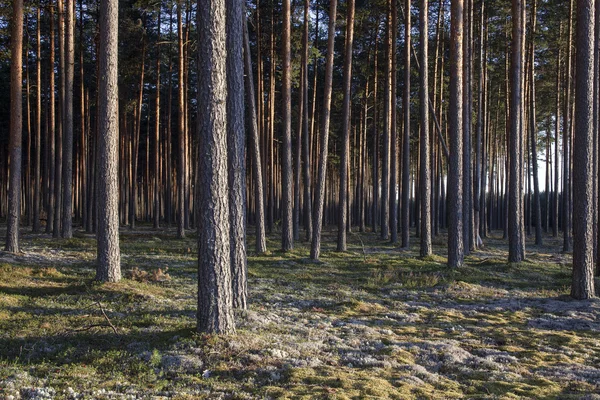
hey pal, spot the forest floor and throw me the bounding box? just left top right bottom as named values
left=0, top=227, right=599, bottom=399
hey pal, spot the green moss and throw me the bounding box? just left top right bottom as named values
left=0, top=230, right=597, bottom=398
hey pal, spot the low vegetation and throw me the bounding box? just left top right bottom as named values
left=0, top=228, right=599, bottom=399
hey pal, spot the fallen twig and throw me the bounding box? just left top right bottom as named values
left=96, top=301, right=119, bottom=334
left=72, top=300, right=118, bottom=335
left=350, top=232, right=368, bottom=263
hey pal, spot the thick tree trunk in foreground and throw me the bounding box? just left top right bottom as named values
left=571, top=0, right=596, bottom=299
left=6, top=0, right=23, bottom=253
left=226, top=0, right=248, bottom=309
left=419, top=0, right=432, bottom=257
left=96, top=0, right=121, bottom=282
left=310, top=0, right=337, bottom=261
left=337, top=0, right=355, bottom=251
left=508, top=0, right=525, bottom=263
left=448, top=0, right=464, bottom=268
left=197, top=0, right=235, bottom=334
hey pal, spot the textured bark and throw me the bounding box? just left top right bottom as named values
left=197, top=0, right=235, bottom=334
left=448, top=0, right=464, bottom=269
left=508, top=0, right=525, bottom=263
left=177, top=3, right=186, bottom=239
left=46, top=3, right=56, bottom=234
left=244, top=18, right=267, bottom=254
left=61, top=0, right=74, bottom=238
left=267, top=10, right=275, bottom=234
left=563, top=0, right=574, bottom=252
left=154, top=11, right=161, bottom=230
left=381, top=0, right=391, bottom=241
left=463, top=0, right=473, bottom=254
left=79, top=0, right=87, bottom=231
left=6, top=0, right=23, bottom=253
left=226, top=0, right=248, bottom=309
left=25, top=30, right=31, bottom=228
left=553, top=41, right=560, bottom=237
left=419, top=0, right=432, bottom=257
left=528, top=0, right=542, bottom=246
left=33, top=7, right=42, bottom=233
left=301, top=0, right=313, bottom=242
left=310, top=0, right=337, bottom=261
left=54, top=0, right=64, bottom=238
left=131, top=33, right=145, bottom=230
left=281, top=0, right=293, bottom=251
left=96, top=0, right=121, bottom=282
left=401, top=0, right=411, bottom=248
left=390, top=0, right=398, bottom=244
left=293, top=13, right=303, bottom=243
left=372, top=38, right=379, bottom=234
left=572, top=0, right=596, bottom=299
left=474, top=0, right=484, bottom=244
left=337, top=0, right=355, bottom=252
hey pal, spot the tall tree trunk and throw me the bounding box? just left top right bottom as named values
left=25, top=26, right=31, bottom=228
left=337, top=0, right=355, bottom=251
left=563, top=0, right=574, bottom=252
left=47, top=3, right=56, bottom=234
left=267, top=6, right=275, bottom=234
left=448, top=0, right=464, bottom=268
left=508, top=0, right=525, bottom=263
left=293, top=10, right=303, bottom=242
left=177, top=3, right=186, bottom=238
left=381, top=0, right=391, bottom=241
left=33, top=7, right=42, bottom=233
left=54, top=0, right=65, bottom=238
left=310, top=0, right=337, bottom=261
left=96, top=0, right=121, bottom=282
left=281, top=0, right=293, bottom=251
left=553, top=32, right=561, bottom=237
left=6, top=0, right=23, bottom=253
left=301, top=0, right=313, bottom=242
left=390, top=0, right=398, bottom=244
left=61, top=0, right=74, bottom=238
left=244, top=17, right=267, bottom=254
left=226, top=0, right=248, bottom=309
left=131, top=34, right=145, bottom=229
left=474, top=0, right=484, bottom=246
left=463, top=0, right=473, bottom=253
left=197, top=0, right=235, bottom=334
left=571, top=0, right=596, bottom=299
left=401, top=0, right=411, bottom=248
left=419, top=0, right=432, bottom=256
left=372, top=37, right=379, bottom=234
left=79, top=0, right=87, bottom=231
left=529, top=0, right=542, bottom=245
left=154, top=11, right=161, bottom=229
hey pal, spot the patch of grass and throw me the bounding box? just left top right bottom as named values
left=0, top=229, right=598, bottom=398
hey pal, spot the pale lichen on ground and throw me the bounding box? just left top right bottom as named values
left=0, top=229, right=599, bottom=399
